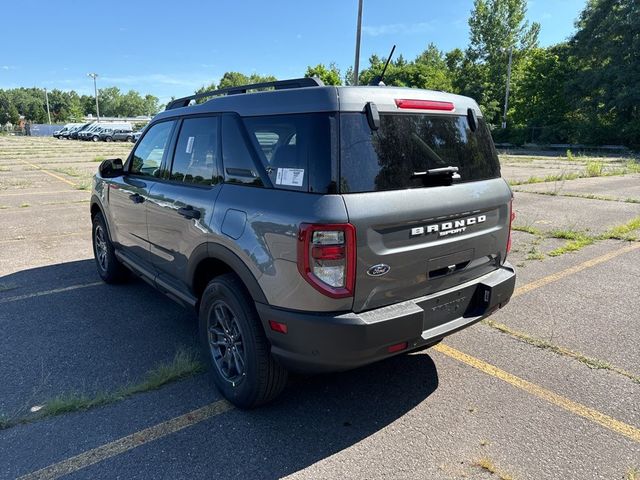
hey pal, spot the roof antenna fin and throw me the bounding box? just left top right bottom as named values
left=369, top=45, right=396, bottom=86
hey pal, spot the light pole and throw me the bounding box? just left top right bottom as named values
left=87, top=73, right=100, bottom=122
left=502, top=47, right=513, bottom=129
left=44, top=88, right=51, bottom=125
left=353, top=0, right=363, bottom=85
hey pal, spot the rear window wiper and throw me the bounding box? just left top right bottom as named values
left=411, top=166, right=461, bottom=179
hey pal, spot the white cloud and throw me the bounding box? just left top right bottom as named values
left=362, top=22, right=433, bottom=37
left=1, top=65, right=17, bottom=70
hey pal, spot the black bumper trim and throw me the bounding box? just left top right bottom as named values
left=256, top=263, right=515, bottom=373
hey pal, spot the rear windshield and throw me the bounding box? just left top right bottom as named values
left=340, top=113, right=500, bottom=193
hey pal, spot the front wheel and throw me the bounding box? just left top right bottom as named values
left=92, top=213, right=128, bottom=283
left=199, top=274, right=288, bottom=408
left=105, top=136, right=112, bottom=142
left=92, top=135, right=99, bottom=142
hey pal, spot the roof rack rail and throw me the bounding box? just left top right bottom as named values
left=165, top=77, right=325, bottom=110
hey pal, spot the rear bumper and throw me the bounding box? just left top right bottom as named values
left=256, top=263, right=516, bottom=373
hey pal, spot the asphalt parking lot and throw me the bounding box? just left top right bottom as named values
left=1, top=137, right=639, bottom=480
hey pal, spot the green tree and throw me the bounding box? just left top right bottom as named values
left=305, top=63, right=342, bottom=85
left=0, top=90, right=20, bottom=125
left=569, top=0, right=640, bottom=146
left=462, top=0, right=540, bottom=125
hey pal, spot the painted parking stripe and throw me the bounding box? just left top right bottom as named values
left=513, top=242, right=640, bottom=298
left=0, top=282, right=102, bottom=304
left=17, top=160, right=77, bottom=187
left=0, top=190, right=86, bottom=197
left=18, top=400, right=234, bottom=480
left=434, top=343, right=640, bottom=443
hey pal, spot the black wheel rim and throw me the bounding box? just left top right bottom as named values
left=94, top=225, right=108, bottom=271
left=208, top=300, right=246, bottom=385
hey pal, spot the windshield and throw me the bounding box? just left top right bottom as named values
left=339, top=113, right=500, bottom=193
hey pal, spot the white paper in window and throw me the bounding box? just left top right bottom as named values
left=276, top=168, right=304, bottom=186
left=186, top=136, right=195, bottom=154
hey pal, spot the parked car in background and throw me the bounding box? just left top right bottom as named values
left=70, top=123, right=95, bottom=140
left=110, top=129, right=134, bottom=142
left=131, top=131, right=142, bottom=143
left=53, top=123, right=83, bottom=139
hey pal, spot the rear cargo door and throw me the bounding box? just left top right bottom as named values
left=339, top=111, right=512, bottom=313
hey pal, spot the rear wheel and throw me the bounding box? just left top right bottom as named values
left=126, top=136, right=133, bottom=142
left=92, top=212, right=128, bottom=283
left=105, top=136, right=112, bottom=142
left=199, top=274, right=288, bottom=408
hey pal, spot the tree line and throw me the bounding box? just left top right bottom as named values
left=0, top=87, right=160, bottom=125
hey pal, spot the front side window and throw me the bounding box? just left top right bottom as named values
left=169, top=117, right=219, bottom=185
left=130, top=121, right=175, bottom=177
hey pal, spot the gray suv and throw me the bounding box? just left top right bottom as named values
left=90, top=77, right=516, bottom=408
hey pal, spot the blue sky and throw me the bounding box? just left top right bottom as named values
left=1, top=0, right=586, bottom=104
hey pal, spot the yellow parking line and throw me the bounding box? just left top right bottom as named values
left=18, top=400, right=234, bottom=480
left=16, top=160, right=77, bottom=187
left=513, top=241, right=640, bottom=298
left=0, top=282, right=102, bottom=304
left=434, top=343, right=640, bottom=443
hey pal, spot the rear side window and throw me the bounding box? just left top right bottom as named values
left=222, top=115, right=264, bottom=187
left=242, top=113, right=337, bottom=193
left=170, top=117, right=219, bottom=186
left=340, top=113, right=500, bottom=193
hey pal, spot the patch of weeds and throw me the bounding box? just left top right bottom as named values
left=512, top=225, right=543, bottom=236
left=0, top=205, right=8, bottom=209
left=94, top=155, right=106, bottom=162
left=52, top=166, right=81, bottom=177
left=625, top=161, right=640, bottom=174
left=600, top=216, right=640, bottom=241
left=585, top=160, right=604, bottom=177
left=0, top=348, right=205, bottom=431
left=483, top=319, right=640, bottom=384
left=0, top=166, right=10, bottom=172
left=546, top=229, right=595, bottom=256
left=75, top=181, right=91, bottom=191
left=474, top=457, right=514, bottom=480
left=565, top=149, right=575, bottom=161
left=627, top=467, right=639, bottom=480
left=20, top=202, right=31, bottom=208
left=526, top=246, right=545, bottom=261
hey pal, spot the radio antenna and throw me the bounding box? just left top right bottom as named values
left=369, top=44, right=396, bottom=86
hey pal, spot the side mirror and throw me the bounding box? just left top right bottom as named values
left=99, top=158, right=124, bottom=178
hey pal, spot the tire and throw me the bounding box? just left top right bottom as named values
left=126, top=136, right=133, bottom=142
left=92, top=212, right=128, bottom=283
left=199, top=273, right=288, bottom=408
left=92, top=135, right=99, bottom=142
left=105, top=136, right=112, bottom=142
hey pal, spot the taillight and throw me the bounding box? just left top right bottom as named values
left=506, top=198, right=515, bottom=254
left=395, top=99, right=455, bottom=111
left=297, top=223, right=356, bottom=298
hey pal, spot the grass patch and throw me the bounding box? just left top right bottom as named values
left=627, top=467, right=639, bottom=480
left=546, top=229, right=595, bottom=256
left=586, top=160, right=604, bottom=177
left=75, top=180, right=91, bottom=190
left=19, top=202, right=30, bottom=208
left=0, top=348, right=205, bottom=431
left=94, top=155, right=106, bottom=162
left=52, top=166, right=81, bottom=177
left=525, top=246, right=545, bottom=261
left=483, top=319, right=640, bottom=384
left=474, top=457, right=514, bottom=480
left=512, top=225, right=543, bottom=236
left=512, top=189, right=640, bottom=204
left=600, top=216, right=640, bottom=241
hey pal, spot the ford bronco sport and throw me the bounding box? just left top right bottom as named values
left=90, top=77, right=516, bottom=408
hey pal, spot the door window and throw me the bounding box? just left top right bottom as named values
left=130, top=121, right=175, bottom=177
left=170, top=117, right=219, bottom=185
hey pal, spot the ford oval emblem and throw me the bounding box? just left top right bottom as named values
left=367, top=264, right=390, bottom=277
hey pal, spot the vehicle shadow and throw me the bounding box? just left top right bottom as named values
left=2, top=259, right=440, bottom=480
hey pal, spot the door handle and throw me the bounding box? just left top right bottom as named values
left=129, top=193, right=145, bottom=204
left=177, top=205, right=201, bottom=220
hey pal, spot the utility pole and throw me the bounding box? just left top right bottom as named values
left=502, top=46, right=513, bottom=129
left=87, top=73, right=100, bottom=122
left=44, top=88, right=51, bottom=125
left=353, top=0, right=363, bottom=85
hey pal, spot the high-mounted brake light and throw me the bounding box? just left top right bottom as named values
left=395, top=99, right=455, bottom=111
left=297, top=223, right=356, bottom=299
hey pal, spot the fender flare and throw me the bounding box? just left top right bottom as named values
left=187, top=242, right=268, bottom=305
